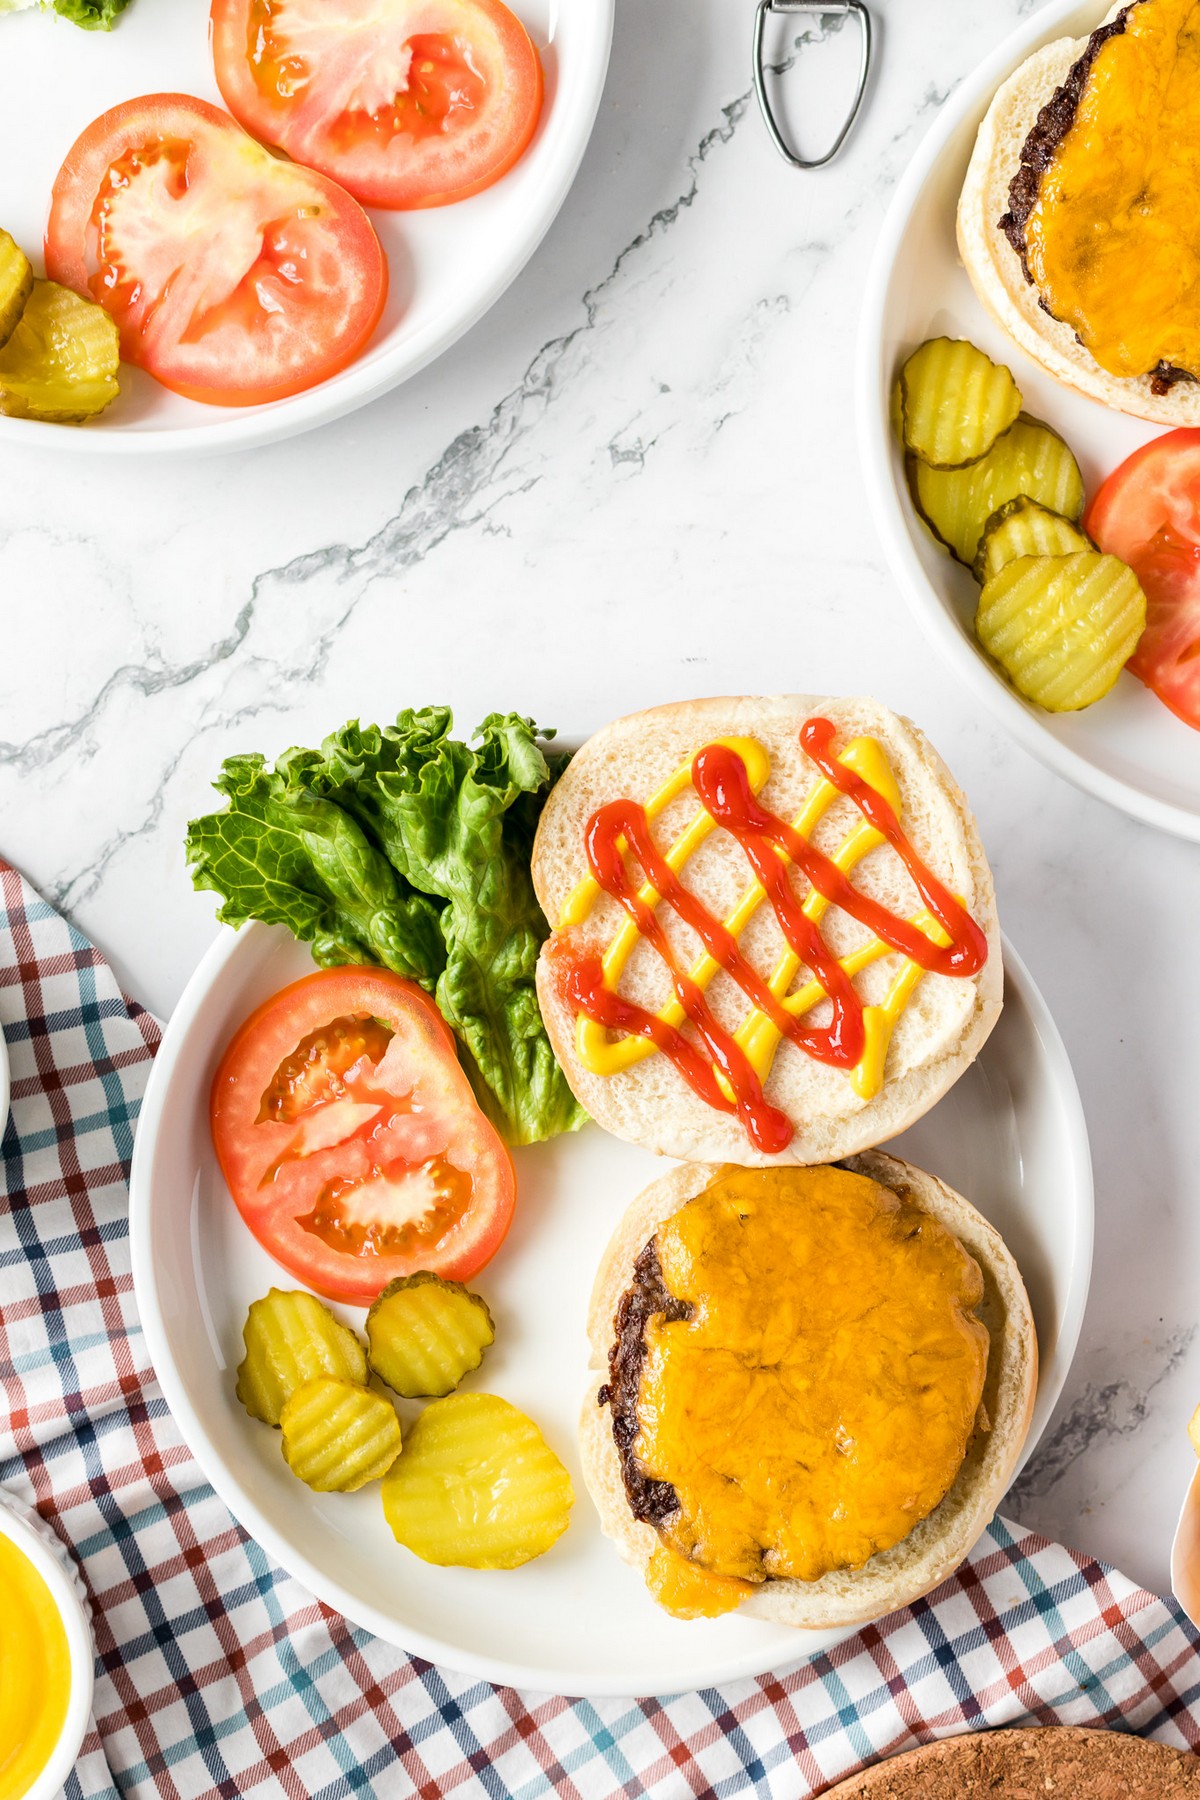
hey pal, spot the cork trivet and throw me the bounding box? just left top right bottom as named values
left=824, top=1726, right=1199, bottom=1797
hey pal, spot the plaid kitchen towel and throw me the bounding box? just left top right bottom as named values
left=2, top=854, right=1199, bottom=1800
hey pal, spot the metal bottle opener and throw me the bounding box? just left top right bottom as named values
left=752, top=0, right=873, bottom=170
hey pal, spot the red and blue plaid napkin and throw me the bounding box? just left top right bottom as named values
left=2, top=854, right=1199, bottom=1800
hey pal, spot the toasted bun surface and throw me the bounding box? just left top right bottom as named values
left=824, top=1727, right=1200, bottom=1797
left=532, top=696, right=1001, bottom=1167
left=957, top=3, right=1200, bottom=425
left=581, top=1152, right=1038, bottom=1631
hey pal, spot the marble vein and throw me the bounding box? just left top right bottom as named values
left=1010, top=1326, right=1198, bottom=1508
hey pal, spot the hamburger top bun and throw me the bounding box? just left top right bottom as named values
left=581, top=1151, right=1038, bottom=1631
left=956, top=2, right=1200, bottom=426
left=824, top=1727, right=1200, bottom=1797
left=532, top=696, right=1001, bottom=1167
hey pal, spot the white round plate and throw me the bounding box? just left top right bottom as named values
left=858, top=0, right=1200, bottom=842
left=130, top=923, right=1091, bottom=1697
left=0, top=0, right=612, bottom=455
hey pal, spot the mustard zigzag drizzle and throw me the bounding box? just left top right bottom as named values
left=560, top=735, right=952, bottom=1103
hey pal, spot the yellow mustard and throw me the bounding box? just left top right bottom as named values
left=635, top=1167, right=989, bottom=1606
left=0, top=1535, right=72, bottom=1800
left=1023, top=0, right=1200, bottom=380
left=561, top=736, right=950, bottom=1105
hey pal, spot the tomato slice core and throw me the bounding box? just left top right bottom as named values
left=298, top=1156, right=474, bottom=1258
left=251, top=12, right=488, bottom=141
left=211, top=968, right=515, bottom=1303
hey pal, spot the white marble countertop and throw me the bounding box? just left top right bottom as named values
left=1, top=0, right=1197, bottom=1607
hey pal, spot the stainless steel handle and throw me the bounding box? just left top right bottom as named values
left=753, top=0, right=872, bottom=170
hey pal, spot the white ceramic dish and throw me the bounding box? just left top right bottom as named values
left=858, top=0, right=1200, bottom=842
left=130, top=920, right=1092, bottom=1697
left=0, top=0, right=612, bottom=455
left=0, top=1494, right=95, bottom=1800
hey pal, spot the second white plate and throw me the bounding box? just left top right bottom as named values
left=130, top=923, right=1091, bottom=1697
left=858, top=0, right=1200, bottom=841
left=0, top=0, right=612, bottom=454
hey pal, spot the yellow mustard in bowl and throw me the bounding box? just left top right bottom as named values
left=0, top=1532, right=74, bottom=1800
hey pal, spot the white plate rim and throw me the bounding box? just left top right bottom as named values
left=0, top=1, right=614, bottom=458
left=855, top=0, right=1200, bottom=845
left=130, top=922, right=1093, bottom=1696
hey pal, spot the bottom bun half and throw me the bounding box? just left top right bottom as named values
left=955, top=7, right=1200, bottom=427
left=580, top=1151, right=1038, bottom=1631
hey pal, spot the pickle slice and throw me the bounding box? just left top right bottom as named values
left=908, top=415, right=1085, bottom=566
left=899, top=337, right=1022, bottom=469
left=381, top=1393, right=573, bottom=1569
left=975, top=551, right=1146, bottom=711
left=889, top=377, right=904, bottom=444
left=0, top=230, right=33, bottom=350
left=280, top=1376, right=402, bottom=1492
left=236, top=1288, right=367, bottom=1427
left=973, top=495, right=1092, bottom=585
left=367, top=1271, right=494, bottom=1399
left=0, top=280, right=119, bottom=423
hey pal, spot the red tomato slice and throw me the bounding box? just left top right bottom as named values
left=45, top=94, right=387, bottom=406
left=1085, top=428, right=1200, bottom=731
left=210, top=967, right=516, bottom=1304
left=209, top=0, right=544, bottom=210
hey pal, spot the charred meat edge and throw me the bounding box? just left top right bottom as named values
left=598, top=1239, right=691, bottom=1528
left=997, top=0, right=1189, bottom=395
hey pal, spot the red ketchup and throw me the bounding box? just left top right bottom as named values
left=561, top=718, right=987, bottom=1155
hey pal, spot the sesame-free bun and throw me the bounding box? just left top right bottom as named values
left=581, top=1152, right=1038, bottom=1631
left=956, top=3, right=1200, bottom=425
left=532, top=696, right=1001, bottom=1167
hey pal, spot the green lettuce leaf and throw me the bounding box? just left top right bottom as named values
left=186, top=710, right=586, bottom=1147
left=51, top=0, right=132, bottom=26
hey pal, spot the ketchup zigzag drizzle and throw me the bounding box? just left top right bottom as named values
left=559, top=717, right=988, bottom=1155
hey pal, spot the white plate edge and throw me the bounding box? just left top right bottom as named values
left=997, top=933, right=1093, bottom=1473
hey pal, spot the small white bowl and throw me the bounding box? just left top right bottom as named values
left=0, top=1497, right=95, bottom=1800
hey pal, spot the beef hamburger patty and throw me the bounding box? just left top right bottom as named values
left=597, top=1165, right=989, bottom=1559
left=597, top=1240, right=690, bottom=1529
left=998, top=0, right=1189, bottom=395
